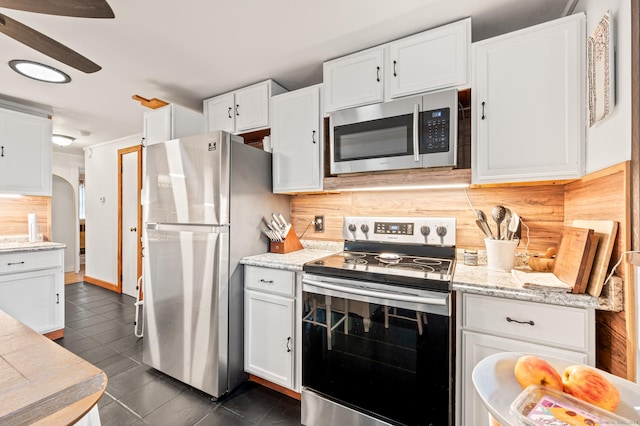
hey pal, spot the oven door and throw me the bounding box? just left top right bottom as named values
left=330, top=96, right=423, bottom=175
left=301, top=274, right=453, bottom=426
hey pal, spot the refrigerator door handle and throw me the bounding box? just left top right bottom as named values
left=146, top=222, right=229, bottom=233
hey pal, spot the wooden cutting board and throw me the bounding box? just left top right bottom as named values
left=571, top=220, right=618, bottom=297
left=552, top=226, right=598, bottom=294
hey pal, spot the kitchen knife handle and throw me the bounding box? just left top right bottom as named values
left=506, top=317, right=534, bottom=326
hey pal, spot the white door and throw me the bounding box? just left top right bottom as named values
left=235, top=82, right=269, bottom=131
left=120, top=147, right=141, bottom=297
left=52, top=175, right=76, bottom=272
left=204, top=93, right=235, bottom=133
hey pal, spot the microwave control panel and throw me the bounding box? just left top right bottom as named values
left=422, top=107, right=450, bottom=153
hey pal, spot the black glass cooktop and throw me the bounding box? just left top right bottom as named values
left=303, top=251, right=455, bottom=292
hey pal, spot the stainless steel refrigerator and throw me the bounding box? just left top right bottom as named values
left=142, top=130, right=290, bottom=398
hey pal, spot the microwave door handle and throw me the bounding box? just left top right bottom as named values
left=413, top=103, right=420, bottom=162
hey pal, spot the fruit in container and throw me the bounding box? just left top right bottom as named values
left=562, top=365, right=621, bottom=412
left=514, top=355, right=563, bottom=391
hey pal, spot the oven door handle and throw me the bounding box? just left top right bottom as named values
left=302, top=277, right=447, bottom=306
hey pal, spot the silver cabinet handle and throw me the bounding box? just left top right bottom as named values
left=286, top=337, right=292, bottom=353
left=506, top=317, right=534, bottom=326
left=259, top=279, right=274, bottom=284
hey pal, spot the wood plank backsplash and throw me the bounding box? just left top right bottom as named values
left=0, top=196, right=51, bottom=240
left=291, top=184, right=566, bottom=254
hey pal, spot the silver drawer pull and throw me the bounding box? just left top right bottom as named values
left=259, top=279, right=274, bottom=284
left=8, top=261, right=25, bottom=266
left=506, top=317, right=534, bottom=326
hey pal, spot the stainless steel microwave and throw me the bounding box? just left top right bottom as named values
left=329, top=89, right=458, bottom=175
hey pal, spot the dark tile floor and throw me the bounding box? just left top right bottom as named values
left=57, top=282, right=301, bottom=426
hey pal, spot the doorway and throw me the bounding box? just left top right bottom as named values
left=52, top=175, right=76, bottom=273
left=118, top=145, right=142, bottom=297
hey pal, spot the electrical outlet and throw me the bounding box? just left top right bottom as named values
left=314, top=215, right=325, bottom=232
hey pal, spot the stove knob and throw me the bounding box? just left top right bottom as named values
left=420, top=225, right=430, bottom=236
left=348, top=223, right=357, bottom=232
left=360, top=224, right=369, bottom=233
left=436, top=226, right=447, bottom=237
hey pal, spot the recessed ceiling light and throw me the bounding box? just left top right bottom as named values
left=52, top=134, right=75, bottom=146
left=9, top=60, right=71, bottom=84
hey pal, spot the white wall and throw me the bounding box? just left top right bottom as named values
left=575, top=0, right=632, bottom=173
left=84, top=133, right=142, bottom=287
left=52, top=151, right=84, bottom=273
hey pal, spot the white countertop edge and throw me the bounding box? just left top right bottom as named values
left=0, top=241, right=66, bottom=253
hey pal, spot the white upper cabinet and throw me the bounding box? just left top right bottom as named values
left=472, top=14, right=586, bottom=184
left=323, top=18, right=470, bottom=114
left=272, top=84, right=323, bottom=193
left=323, top=47, right=385, bottom=113
left=387, top=18, right=470, bottom=99
left=0, top=108, right=52, bottom=196
left=204, top=79, right=287, bottom=134
left=143, top=104, right=204, bottom=146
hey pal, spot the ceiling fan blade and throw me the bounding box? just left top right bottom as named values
left=0, top=14, right=101, bottom=73
left=0, top=0, right=114, bottom=18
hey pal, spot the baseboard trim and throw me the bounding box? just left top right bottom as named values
left=84, top=275, right=119, bottom=293
left=249, top=374, right=301, bottom=400
left=44, top=329, right=64, bottom=340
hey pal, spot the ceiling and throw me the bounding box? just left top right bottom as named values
left=0, top=0, right=572, bottom=155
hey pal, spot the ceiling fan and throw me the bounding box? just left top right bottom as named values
left=0, top=0, right=114, bottom=73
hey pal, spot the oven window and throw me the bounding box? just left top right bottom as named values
left=333, top=114, right=415, bottom=162
left=302, top=292, right=452, bottom=425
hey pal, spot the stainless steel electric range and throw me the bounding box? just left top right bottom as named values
left=301, top=216, right=456, bottom=426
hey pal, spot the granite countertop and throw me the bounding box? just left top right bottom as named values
left=453, top=251, right=623, bottom=312
left=0, top=235, right=65, bottom=253
left=240, top=240, right=343, bottom=271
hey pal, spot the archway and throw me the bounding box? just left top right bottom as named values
left=52, top=175, right=76, bottom=272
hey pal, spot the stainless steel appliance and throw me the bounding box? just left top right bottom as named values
left=142, top=130, right=289, bottom=398
left=301, top=216, right=456, bottom=426
left=329, top=89, right=458, bottom=174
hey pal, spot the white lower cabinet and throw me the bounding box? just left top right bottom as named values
left=244, top=265, right=299, bottom=391
left=0, top=249, right=64, bottom=335
left=456, top=292, right=595, bottom=426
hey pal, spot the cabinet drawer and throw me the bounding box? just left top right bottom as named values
left=462, top=293, right=591, bottom=352
left=0, top=250, right=62, bottom=275
left=245, top=266, right=295, bottom=297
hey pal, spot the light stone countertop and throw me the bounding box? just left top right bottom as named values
left=453, top=252, right=623, bottom=312
left=0, top=235, right=66, bottom=253
left=239, top=240, right=343, bottom=271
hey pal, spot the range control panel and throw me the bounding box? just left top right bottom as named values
left=374, top=221, right=414, bottom=235
left=343, top=216, right=456, bottom=246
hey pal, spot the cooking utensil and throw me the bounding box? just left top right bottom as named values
left=502, top=208, right=512, bottom=241
left=475, top=219, right=493, bottom=238
left=477, top=210, right=494, bottom=239
left=491, top=205, right=506, bottom=240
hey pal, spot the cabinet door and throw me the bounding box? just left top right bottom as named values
left=272, top=85, right=323, bottom=193
left=204, top=93, right=235, bottom=133
left=472, top=14, right=585, bottom=184
left=460, top=331, right=588, bottom=426
left=323, top=47, right=384, bottom=113
left=0, top=109, right=52, bottom=196
left=143, top=106, right=171, bottom=145
left=235, top=83, right=270, bottom=132
left=0, top=268, right=63, bottom=334
left=244, top=289, right=294, bottom=389
left=388, top=18, right=470, bottom=99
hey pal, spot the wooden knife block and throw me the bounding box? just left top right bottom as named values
left=270, top=228, right=304, bottom=254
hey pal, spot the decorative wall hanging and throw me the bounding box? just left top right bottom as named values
left=587, top=10, right=614, bottom=127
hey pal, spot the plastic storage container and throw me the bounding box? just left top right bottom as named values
left=510, top=385, right=630, bottom=425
